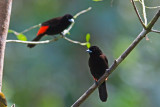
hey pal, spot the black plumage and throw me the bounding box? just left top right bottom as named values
left=87, top=46, right=108, bottom=102
left=27, top=14, right=74, bottom=48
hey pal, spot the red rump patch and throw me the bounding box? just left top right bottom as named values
left=37, top=26, right=49, bottom=36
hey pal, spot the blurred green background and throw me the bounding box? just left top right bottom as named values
left=3, top=0, right=160, bottom=107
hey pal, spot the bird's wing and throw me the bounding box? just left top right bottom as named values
left=100, top=54, right=109, bottom=68
left=100, top=54, right=109, bottom=80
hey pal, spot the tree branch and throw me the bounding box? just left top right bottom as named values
left=0, top=0, right=12, bottom=91
left=71, top=9, right=160, bottom=107
left=131, top=0, right=146, bottom=29
left=151, top=29, right=160, bottom=34
left=141, top=0, right=147, bottom=26
left=6, top=35, right=87, bottom=46
left=6, top=38, right=59, bottom=44
left=135, top=0, right=160, bottom=9
left=146, top=10, right=160, bottom=30
left=64, top=37, right=87, bottom=46
left=21, top=24, right=41, bottom=34
left=74, top=7, right=92, bottom=19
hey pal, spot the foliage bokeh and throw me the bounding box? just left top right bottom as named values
left=3, top=0, right=160, bottom=107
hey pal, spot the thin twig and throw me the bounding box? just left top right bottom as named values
left=64, top=37, right=87, bottom=46
left=141, top=0, right=147, bottom=25
left=21, top=24, right=41, bottom=34
left=131, top=0, right=146, bottom=29
left=151, top=29, right=160, bottom=34
left=135, top=0, right=160, bottom=9
left=6, top=37, right=60, bottom=44
left=141, top=0, right=149, bottom=40
left=145, top=6, right=160, bottom=9
left=71, top=9, right=160, bottom=107
left=74, top=7, right=92, bottom=19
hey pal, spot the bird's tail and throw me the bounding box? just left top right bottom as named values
left=98, top=81, right=108, bottom=102
left=27, top=34, right=44, bottom=48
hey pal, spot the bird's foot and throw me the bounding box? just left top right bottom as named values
left=53, top=36, right=58, bottom=41
left=94, top=80, right=98, bottom=86
left=59, top=33, right=64, bottom=37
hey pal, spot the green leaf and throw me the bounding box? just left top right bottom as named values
left=86, top=33, right=90, bottom=42
left=8, top=29, right=14, bottom=33
left=93, top=0, right=103, bottom=1
left=86, top=42, right=91, bottom=48
left=67, top=32, right=70, bottom=35
left=16, top=33, right=27, bottom=41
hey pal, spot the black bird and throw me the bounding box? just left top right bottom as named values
left=87, top=46, right=108, bottom=102
left=27, top=14, right=74, bottom=48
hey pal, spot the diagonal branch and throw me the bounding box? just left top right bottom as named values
left=131, top=0, right=146, bottom=29
left=74, top=7, right=91, bottom=19
left=71, top=9, right=160, bottom=107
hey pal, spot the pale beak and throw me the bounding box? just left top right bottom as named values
left=86, top=49, right=92, bottom=53
left=69, top=18, right=74, bottom=23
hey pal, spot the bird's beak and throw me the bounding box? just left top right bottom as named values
left=69, top=18, right=74, bottom=23
left=86, top=49, right=92, bottom=53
